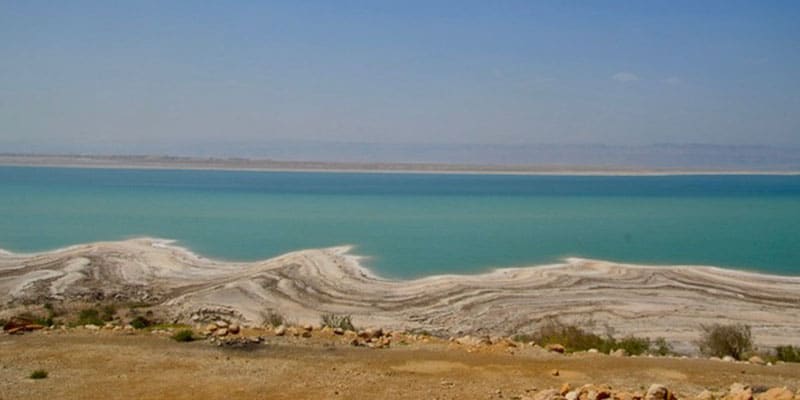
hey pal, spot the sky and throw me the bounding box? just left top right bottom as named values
left=1, top=1, right=799, bottom=157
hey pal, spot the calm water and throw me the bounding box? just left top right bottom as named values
left=1, top=166, right=799, bottom=278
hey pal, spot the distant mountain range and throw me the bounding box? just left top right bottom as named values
left=1, top=142, right=798, bottom=171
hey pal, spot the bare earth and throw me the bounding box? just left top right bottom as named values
left=2, top=329, right=799, bottom=400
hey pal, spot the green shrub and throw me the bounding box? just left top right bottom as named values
left=697, top=323, right=752, bottom=360
left=77, top=308, right=104, bottom=326
left=530, top=319, right=609, bottom=353
left=29, top=369, right=48, bottom=379
left=172, top=329, right=195, bottom=342
left=615, top=336, right=651, bottom=356
left=519, top=319, right=658, bottom=355
left=775, top=345, right=800, bottom=363
left=130, top=316, right=152, bottom=329
left=321, top=313, right=355, bottom=331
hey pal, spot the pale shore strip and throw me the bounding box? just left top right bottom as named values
left=2, top=238, right=799, bottom=353
left=2, top=154, right=799, bottom=176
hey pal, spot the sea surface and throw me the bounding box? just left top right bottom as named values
left=1, top=166, right=799, bottom=278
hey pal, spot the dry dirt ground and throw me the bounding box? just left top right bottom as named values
left=1, top=331, right=799, bottom=400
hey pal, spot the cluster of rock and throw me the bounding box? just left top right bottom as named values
left=518, top=383, right=799, bottom=400
left=202, top=320, right=241, bottom=337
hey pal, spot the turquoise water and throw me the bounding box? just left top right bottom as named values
left=1, top=166, right=799, bottom=278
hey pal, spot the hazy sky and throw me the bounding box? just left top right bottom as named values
left=1, top=1, right=799, bottom=154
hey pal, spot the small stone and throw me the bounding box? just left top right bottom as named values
left=205, top=323, right=218, bottom=332
left=214, top=320, right=228, bottom=328
left=611, top=348, right=627, bottom=357
left=587, top=348, right=599, bottom=353
left=333, top=327, right=344, bottom=335
left=748, top=355, right=765, bottom=365
left=228, top=324, right=240, bottom=334
left=274, top=325, right=286, bottom=336
left=645, top=384, right=671, bottom=400
left=551, top=369, right=560, bottom=376
left=722, top=355, right=736, bottom=362
left=85, top=324, right=100, bottom=330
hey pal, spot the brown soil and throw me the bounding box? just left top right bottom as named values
left=1, top=331, right=798, bottom=400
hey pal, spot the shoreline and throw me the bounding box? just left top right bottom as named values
left=2, top=154, right=800, bottom=176
left=2, top=237, right=799, bottom=280
left=2, top=238, right=800, bottom=353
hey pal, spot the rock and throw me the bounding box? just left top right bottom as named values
left=228, top=324, right=240, bottom=334
left=333, top=327, right=344, bottom=335
left=551, top=369, right=560, bottom=376
left=696, top=390, right=716, bottom=400
left=205, top=323, right=218, bottom=332
left=534, top=389, right=566, bottom=400
left=722, top=355, right=736, bottom=362
left=748, top=355, right=765, bottom=365
left=560, top=383, right=572, bottom=396
left=214, top=328, right=228, bottom=337
left=214, top=320, right=228, bottom=328
left=302, top=324, right=313, bottom=332
left=301, top=330, right=312, bottom=338
left=358, top=328, right=383, bottom=339
left=546, top=344, right=566, bottom=353
left=728, top=383, right=753, bottom=400
left=85, top=324, right=100, bottom=330
left=757, top=388, right=793, bottom=400
left=587, top=348, right=599, bottom=353
left=614, top=391, right=639, bottom=400
left=645, top=384, right=673, bottom=400
left=274, top=325, right=286, bottom=336
left=566, top=391, right=580, bottom=400
left=611, top=348, right=627, bottom=357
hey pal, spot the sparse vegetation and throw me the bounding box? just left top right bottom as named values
left=652, top=337, right=673, bottom=356
left=264, top=310, right=285, bottom=327
left=29, top=369, right=48, bottom=379
left=172, top=329, right=195, bottom=342
left=696, top=323, right=753, bottom=360
left=517, top=319, right=668, bottom=355
left=775, top=345, right=800, bottom=363
left=100, top=304, right=116, bottom=321
left=130, top=316, right=152, bottom=329
left=77, top=308, right=104, bottom=326
left=321, top=313, right=355, bottom=331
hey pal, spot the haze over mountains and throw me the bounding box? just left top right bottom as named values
left=2, top=142, right=798, bottom=171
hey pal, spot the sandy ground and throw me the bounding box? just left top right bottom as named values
left=1, top=330, right=799, bottom=400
